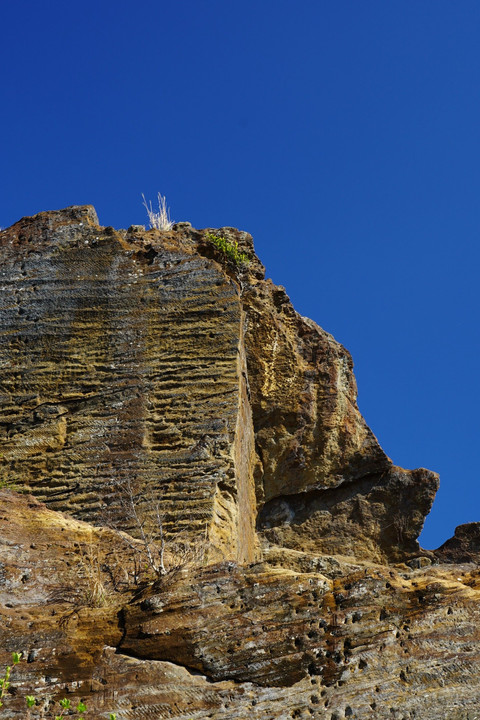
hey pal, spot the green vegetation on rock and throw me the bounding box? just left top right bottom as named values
left=1, top=653, right=115, bottom=720
left=206, top=232, right=250, bottom=267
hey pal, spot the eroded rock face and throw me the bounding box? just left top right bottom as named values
left=0, top=206, right=437, bottom=564
left=0, top=206, right=475, bottom=720
left=243, top=282, right=390, bottom=499
left=0, top=207, right=257, bottom=563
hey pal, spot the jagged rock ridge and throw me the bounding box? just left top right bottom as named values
left=0, top=206, right=479, bottom=720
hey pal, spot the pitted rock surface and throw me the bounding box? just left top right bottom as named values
left=1, top=492, right=480, bottom=720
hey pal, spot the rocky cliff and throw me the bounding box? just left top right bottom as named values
left=0, top=207, right=479, bottom=719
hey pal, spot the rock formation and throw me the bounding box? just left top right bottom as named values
left=0, top=206, right=478, bottom=719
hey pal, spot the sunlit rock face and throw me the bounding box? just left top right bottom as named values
left=0, top=207, right=257, bottom=563
left=1, top=206, right=477, bottom=720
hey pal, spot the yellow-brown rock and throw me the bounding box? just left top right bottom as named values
left=0, top=206, right=477, bottom=720
left=1, top=491, right=480, bottom=719
left=0, top=207, right=257, bottom=563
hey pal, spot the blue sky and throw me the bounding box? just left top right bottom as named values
left=2, top=0, right=480, bottom=549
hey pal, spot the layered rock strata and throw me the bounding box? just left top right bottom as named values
left=0, top=207, right=256, bottom=563
left=1, top=491, right=480, bottom=720
left=0, top=206, right=476, bottom=719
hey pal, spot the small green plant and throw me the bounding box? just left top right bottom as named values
left=1, top=653, right=116, bottom=719
left=53, top=697, right=87, bottom=720
left=24, top=696, right=91, bottom=720
left=25, top=696, right=88, bottom=720
left=205, top=232, right=250, bottom=267
left=0, top=652, right=21, bottom=707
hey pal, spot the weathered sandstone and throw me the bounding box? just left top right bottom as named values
left=0, top=207, right=257, bottom=563
left=0, top=207, right=477, bottom=719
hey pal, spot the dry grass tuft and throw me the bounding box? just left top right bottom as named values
left=142, top=192, right=173, bottom=230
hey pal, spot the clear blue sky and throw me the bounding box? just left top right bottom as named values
left=2, top=0, right=480, bottom=550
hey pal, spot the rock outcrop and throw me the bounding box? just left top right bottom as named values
left=0, top=207, right=477, bottom=719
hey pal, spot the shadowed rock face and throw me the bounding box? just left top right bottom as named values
left=258, top=466, right=439, bottom=563
left=0, top=206, right=474, bottom=720
left=435, top=522, right=480, bottom=563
